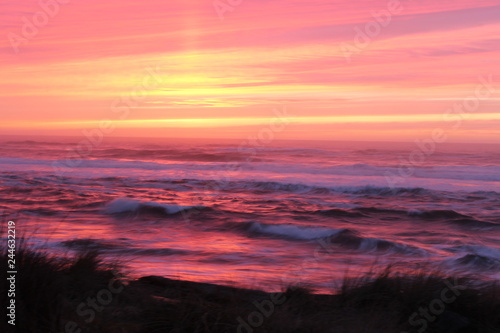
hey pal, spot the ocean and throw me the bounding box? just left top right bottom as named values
left=1, top=137, right=499, bottom=294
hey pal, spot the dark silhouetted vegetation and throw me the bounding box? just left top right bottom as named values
left=1, top=240, right=499, bottom=333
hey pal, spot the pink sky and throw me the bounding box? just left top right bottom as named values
left=1, top=0, right=499, bottom=142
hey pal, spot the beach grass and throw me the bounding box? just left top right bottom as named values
left=1, top=241, right=499, bottom=333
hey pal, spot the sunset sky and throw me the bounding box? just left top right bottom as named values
left=1, top=0, right=499, bottom=142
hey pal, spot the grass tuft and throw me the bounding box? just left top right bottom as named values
left=1, top=238, right=499, bottom=333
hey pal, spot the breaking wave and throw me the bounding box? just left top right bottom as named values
left=103, top=198, right=208, bottom=216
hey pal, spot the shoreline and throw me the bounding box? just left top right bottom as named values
left=2, top=247, right=499, bottom=333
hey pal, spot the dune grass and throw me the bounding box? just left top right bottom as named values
left=1, top=240, right=499, bottom=333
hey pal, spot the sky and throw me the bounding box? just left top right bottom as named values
left=1, top=0, right=500, bottom=142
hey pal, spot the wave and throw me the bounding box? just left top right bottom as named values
left=407, top=209, right=470, bottom=219
left=61, top=238, right=190, bottom=256
left=396, top=209, right=498, bottom=228
left=444, top=245, right=500, bottom=271
left=103, top=198, right=208, bottom=216
left=315, top=208, right=366, bottom=218
left=61, top=238, right=129, bottom=250
left=21, top=208, right=59, bottom=216
left=239, top=221, right=344, bottom=241
left=356, top=208, right=500, bottom=228
left=2, top=157, right=500, bottom=197
left=455, top=254, right=500, bottom=270
left=356, top=207, right=409, bottom=215
left=232, top=222, right=421, bottom=255
left=324, top=229, right=422, bottom=254
left=449, top=218, right=500, bottom=229
left=96, top=148, right=263, bottom=163
left=321, top=164, right=500, bottom=182
left=337, top=186, right=431, bottom=196
left=444, top=245, right=500, bottom=259
left=149, top=179, right=439, bottom=198
left=3, top=155, right=500, bottom=186
left=229, top=181, right=434, bottom=197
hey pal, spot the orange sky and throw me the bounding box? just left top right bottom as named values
left=1, top=0, right=499, bottom=142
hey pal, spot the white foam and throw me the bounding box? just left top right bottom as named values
left=104, top=198, right=201, bottom=215
left=248, top=222, right=342, bottom=240
left=1, top=157, right=500, bottom=194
